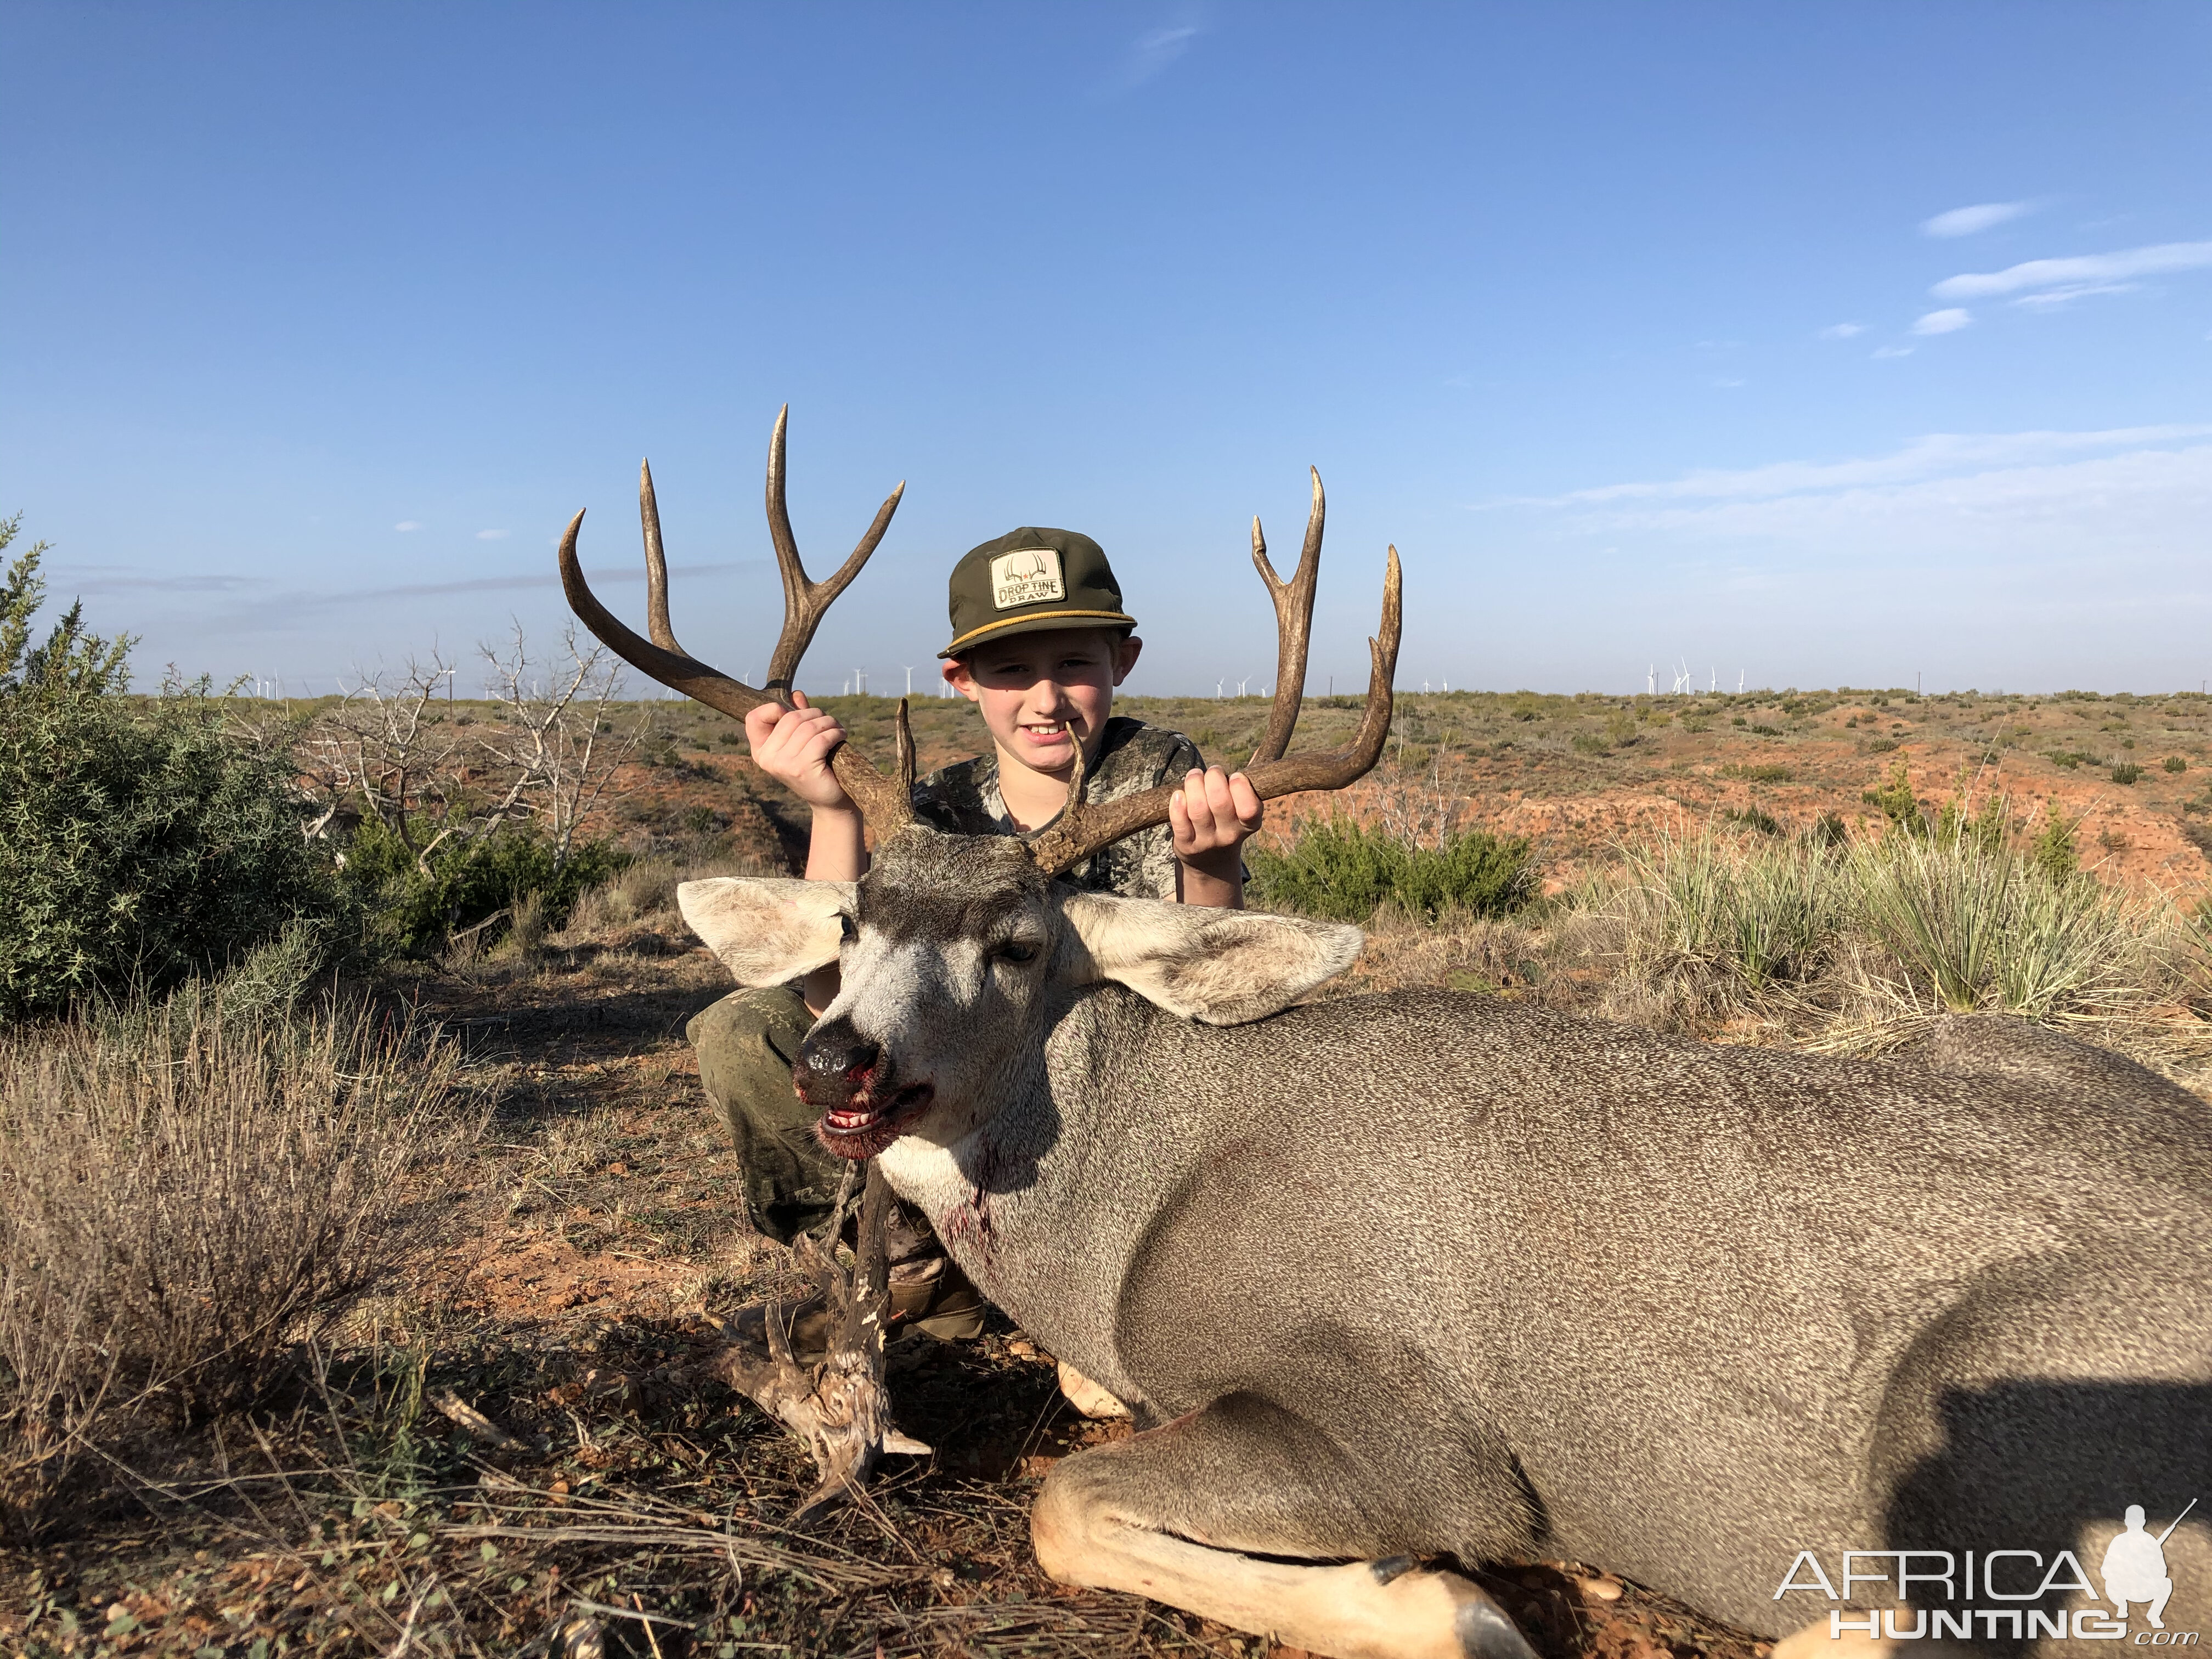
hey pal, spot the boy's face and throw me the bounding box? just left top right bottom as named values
left=943, top=627, right=1143, bottom=777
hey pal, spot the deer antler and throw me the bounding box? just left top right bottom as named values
left=1028, top=469, right=1400, bottom=878
left=1249, top=467, right=1325, bottom=766
left=557, top=405, right=915, bottom=836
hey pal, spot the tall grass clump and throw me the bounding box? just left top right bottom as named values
left=1249, top=815, right=1536, bottom=923
left=1581, top=802, right=2196, bottom=1033
left=1602, top=826, right=1843, bottom=1002
left=1, top=520, right=353, bottom=1017
left=1847, top=828, right=2156, bottom=1019
left=0, top=984, right=481, bottom=1537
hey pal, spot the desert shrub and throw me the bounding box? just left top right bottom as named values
left=2029, top=800, right=2080, bottom=881
left=2164, top=755, right=2188, bottom=774
left=1725, top=806, right=1783, bottom=836
left=1, top=524, right=352, bottom=1018
left=2112, top=762, right=2142, bottom=786
left=1570, top=731, right=1611, bottom=757
left=1721, top=763, right=1793, bottom=783
left=1861, top=758, right=1923, bottom=834
left=0, top=983, right=478, bottom=1535
left=342, top=816, right=622, bottom=957
left=1248, top=816, right=1535, bottom=923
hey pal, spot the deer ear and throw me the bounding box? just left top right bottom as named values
left=1061, top=892, right=1362, bottom=1025
left=678, top=878, right=854, bottom=986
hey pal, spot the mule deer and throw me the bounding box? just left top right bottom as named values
left=562, top=413, right=2212, bottom=1658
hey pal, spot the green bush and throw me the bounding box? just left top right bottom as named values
left=1861, top=758, right=1922, bottom=834
left=2112, top=762, right=2142, bottom=786
left=341, top=817, right=623, bottom=958
left=2163, top=755, right=2188, bottom=774
left=1248, top=816, right=1535, bottom=923
left=0, top=523, right=352, bottom=1019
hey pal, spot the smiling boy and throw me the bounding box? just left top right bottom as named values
left=689, top=526, right=1263, bottom=1339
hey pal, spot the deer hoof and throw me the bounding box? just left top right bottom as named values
left=1454, top=1593, right=1540, bottom=1659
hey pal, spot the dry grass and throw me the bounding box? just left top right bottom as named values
left=0, top=986, right=484, bottom=1539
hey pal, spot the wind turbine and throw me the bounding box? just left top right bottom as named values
left=902, top=665, right=915, bottom=696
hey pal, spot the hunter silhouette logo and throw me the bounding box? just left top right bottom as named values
left=2107, top=1501, right=2196, bottom=1631
left=1774, top=1499, right=2199, bottom=1644
left=990, top=547, right=1065, bottom=608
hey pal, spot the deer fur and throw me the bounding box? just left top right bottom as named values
left=681, top=827, right=2212, bottom=1659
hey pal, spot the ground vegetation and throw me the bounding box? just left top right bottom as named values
left=4, top=653, right=2210, bottom=1656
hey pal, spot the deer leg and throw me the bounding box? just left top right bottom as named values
left=1032, top=1395, right=1536, bottom=1659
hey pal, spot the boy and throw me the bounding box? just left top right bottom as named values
left=689, top=526, right=1262, bottom=1339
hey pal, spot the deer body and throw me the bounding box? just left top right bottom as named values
left=876, top=973, right=2212, bottom=1637
left=682, top=828, right=2212, bottom=1655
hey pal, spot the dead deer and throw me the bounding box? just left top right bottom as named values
left=562, top=412, right=2212, bottom=1659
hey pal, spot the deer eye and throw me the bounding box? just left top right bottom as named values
left=839, top=913, right=857, bottom=943
left=990, top=940, right=1038, bottom=966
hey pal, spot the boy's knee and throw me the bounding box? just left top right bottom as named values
left=693, top=986, right=812, bottom=1113
left=689, top=984, right=838, bottom=1243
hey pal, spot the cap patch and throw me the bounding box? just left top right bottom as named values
left=990, top=548, right=1066, bottom=610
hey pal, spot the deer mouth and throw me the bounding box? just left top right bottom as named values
left=815, top=1082, right=935, bottom=1159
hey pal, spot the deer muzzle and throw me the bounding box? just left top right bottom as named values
left=795, top=1025, right=935, bottom=1160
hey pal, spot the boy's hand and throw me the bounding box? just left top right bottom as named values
left=744, top=691, right=855, bottom=814
left=1169, top=765, right=1263, bottom=868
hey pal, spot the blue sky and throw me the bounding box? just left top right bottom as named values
left=4, top=2, right=2209, bottom=698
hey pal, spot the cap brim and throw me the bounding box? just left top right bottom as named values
left=939, top=608, right=1138, bottom=658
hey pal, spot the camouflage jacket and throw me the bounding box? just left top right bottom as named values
left=910, top=717, right=1203, bottom=900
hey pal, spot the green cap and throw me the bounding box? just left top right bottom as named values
left=938, top=527, right=1138, bottom=658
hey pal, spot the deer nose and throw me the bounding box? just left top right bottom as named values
left=802, top=1034, right=881, bottom=1088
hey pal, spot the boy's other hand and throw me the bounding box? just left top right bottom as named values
left=744, top=692, right=856, bottom=814
left=1169, top=765, right=1262, bottom=866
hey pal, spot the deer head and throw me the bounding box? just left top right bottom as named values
left=560, top=416, right=1402, bottom=1160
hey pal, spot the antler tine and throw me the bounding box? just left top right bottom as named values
left=761, top=404, right=909, bottom=694
left=640, top=458, right=683, bottom=654
left=558, top=508, right=770, bottom=725
left=1030, top=538, right=1400, bottom=879
left=1248, top=466, right=1325, bottom=766
left=556, top=416, right=918, bottom=838
left=894, top=697, right=916, bottom=794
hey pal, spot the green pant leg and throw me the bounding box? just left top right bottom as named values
left=689, top=984, right=844, bottom=1246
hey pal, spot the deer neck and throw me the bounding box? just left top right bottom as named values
left=874, top=984, right=1193, bottom=1395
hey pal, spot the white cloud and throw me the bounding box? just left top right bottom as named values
left=475, top=528, right=511, bottom=541
left=1913, top=307, right=1972, bottom=335
left=1818, top=322, right=1866, bottom=339
left=1921, top=201, right=2033, bottom=239
left=2010, top=280, right=2140, bottom=310
left=1932, top=240, right=2212, bottom=300
left=1488, top=424, right=2212, bottom=507
left=394, top=520, right=422, bottom=533
left=1872, top=345, right=1914, bottom=359
left=1104, top=16, right=1201, bottom=92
